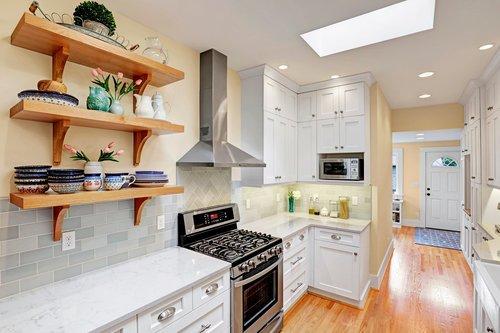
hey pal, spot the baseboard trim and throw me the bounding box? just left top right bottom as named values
left=308, top=284, right=370, bottom=309
left=370, top=238, right=394, bottom=290
left=402, top=219, right=423, bottom=228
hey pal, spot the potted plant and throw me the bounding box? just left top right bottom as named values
left=73, top=1, right=116, bottom=36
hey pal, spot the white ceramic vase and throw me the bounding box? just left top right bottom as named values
left=84, top=161, right=104, bottom=190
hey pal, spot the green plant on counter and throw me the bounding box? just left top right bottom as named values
left=73, top=1, right=116, bottom=35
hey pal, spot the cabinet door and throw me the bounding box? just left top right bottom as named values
left=339, top=116, right=365, bottom=152
left=106, top=317, right=137, bottom=333
left=264, top=76, right=279, bottom=114
left=263, top=112, right=277, bottom=184
left=274, top=115, right=288, bottom=183
left=471, top=182, right=481, bottom=226
left=313, top=240, right=360, bottom=300
left=298, top=92, right=317, bottom=122
left=317, top=119, right=339, bottom=153
left=285, top=120, right=298, bottom=183
left=468, top=89, right=480, bottom=123
left=297, top=121, right=317, bottom=182
left=317, top=87, right=339, bottom=120
left=486, top=112, right=500, bottom=187
left=338, top=83, right=365, bottom=117
left=283, top=89, right=297, bottom=121
left=486, top=78, right=496, bottom=115
left=470, top=122, right=481, bottom=184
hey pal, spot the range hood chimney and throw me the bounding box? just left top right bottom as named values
left=177, top=49, right=265, bottom=167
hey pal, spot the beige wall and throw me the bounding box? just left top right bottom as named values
left=392, top=103, right=464, bottom=132
left=393, top=141, right=461, bottom=221
left=369, top=83, right=393, bottom=276
left=0, top=1, right=241, bottom=197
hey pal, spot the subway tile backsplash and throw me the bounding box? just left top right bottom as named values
left=0, top=195, right=181, bottom=299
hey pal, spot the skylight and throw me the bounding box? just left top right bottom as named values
left=301, top=0, right=436, bottom=57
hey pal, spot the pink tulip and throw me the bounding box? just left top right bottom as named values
left=116, top=149, right=124, bottom=156
left=135, top=79, right=143, bottom=86
left=97, top=67, right=104, bottom=75
left=107, top=142, right=115, bottom=149
left=63, top=144, right=77, bottom=154
left=117, top=72, right=123, bottom=79
left=104, top=147, right=111, bottom=153
left=91, top=69, right=98, bottom=77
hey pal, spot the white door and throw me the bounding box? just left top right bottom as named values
left=297, top=121, right=317, bottom=181
left=285, top=120, right=297, bottom=183
left=338, top=83, right=364, bottom=117
left=339, top=116, right=365, bottom=152
left=316, top=87, right=339, bottom=120
left=317, top=119, right=339, bottom=153
left=424, top=151, right=461, bottom=231
left=263, top=112, right=277, bottom=184
left=298, top=91, right=317, bottom=122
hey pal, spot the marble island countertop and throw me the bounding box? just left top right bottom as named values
left=0, top=247, right=230, bottom=333
left=474, top=222, right=500, bottom=265
left=241, top=212, right=371, bottom=239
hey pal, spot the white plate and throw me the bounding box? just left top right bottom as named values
left=132, top=183, right=167, bottom=188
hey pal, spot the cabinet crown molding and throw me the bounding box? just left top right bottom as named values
left=238, top=64, right=300, bottom=92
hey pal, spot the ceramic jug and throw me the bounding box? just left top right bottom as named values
left=151, top=92, right=169, bottom=120
left=134, top=94, right=156, bottom=118
left=87, top=86, right=111, bottom=112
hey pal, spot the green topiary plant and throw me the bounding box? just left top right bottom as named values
left=73, top=1, right=116, bottom=36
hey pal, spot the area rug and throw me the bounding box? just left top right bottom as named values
left=414, top=227, right=461, bottom=250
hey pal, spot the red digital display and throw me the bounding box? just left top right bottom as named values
left=210, top=213, right=219, bottom=220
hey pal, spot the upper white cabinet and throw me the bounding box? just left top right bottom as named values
left=486, top=110, right=500, bottom=188
left=286, top=121, right=298, bottom=183
left=485, top=70, right=500, bottom=117
left=298, top=91, right=317, bottom=122
left=469, top=120, right=481, bottom=184
left=317, top=119, right=339, bottom=153
left=467, top=88, right=480, bottom=123
left=284, top=89, right=298, bottom=121
left=339, top=83, right=365, bottom=118
left=317, top=116, right=365, bottom=154
left=317, top=87, right=340, bottom=120
left=264, top=76, right=297, bottom=121
left=297, top=121, right=317, bottom=181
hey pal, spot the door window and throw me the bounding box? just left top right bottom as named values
left=431, top=156, right=458, bottom=167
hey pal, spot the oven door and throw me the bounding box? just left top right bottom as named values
left=320, top=159, right=351, bottom=180
left=232, top=257, right=283, bottom=333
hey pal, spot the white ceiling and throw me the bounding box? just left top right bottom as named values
left=393, top=128, right=462, bottom=143
left=109, top=0, right=500, bottom=109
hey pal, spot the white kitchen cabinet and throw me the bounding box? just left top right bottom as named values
left=297, top=121, right=317, bottom=182
left=470, top=121, right=481, bottom=184
left=486, top=111, right=500, bottom=188
left=284, top=88, right=298, bottom=121
left=317, top=118, right=339, bottom=153
left=106, top=317, right=137, bottom=333
left=474, top=262, right=500, bottom=333
left=467, top=88, right=480, bottom=124
left=462, top=213, right=472, bottom=265
left=316, top=87, right=339, bottom=120
left=298, top=91, right=317, bottom=122
left=264, top=76, right=284, bottom=115
left=339, top=115, right=365, bottom=152
left=285, top=120, right=298, bottom=183
left=485, top=70, right=500, bottom=118
left=263, top=112, right=277, bottom=184
left=338, top=83, right=365, bottom=118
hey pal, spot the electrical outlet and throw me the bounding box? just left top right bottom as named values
left=352, top=196, right=359, bottom=206
left=245, top=199, right=251, bottom=209
left=157, top=215, right=166, bottom=230
left=62, top=231, right=75, bottom=252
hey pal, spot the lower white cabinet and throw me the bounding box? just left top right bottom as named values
left=474, top=262, right=500, bottom=333
left=106, top=317, right=138, bottom=333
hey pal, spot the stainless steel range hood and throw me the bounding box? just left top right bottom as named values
left=177, top=49, right=265, bottom=168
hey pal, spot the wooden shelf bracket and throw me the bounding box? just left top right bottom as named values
left=53, top=119, right=70, bottom=165
left=133, top=130, right=153, bottom=166
left=134, top=197, right=151, bottom=226
left=52, top=46, right=69, bottom=83
left=53, top=205, right=69, bottom=241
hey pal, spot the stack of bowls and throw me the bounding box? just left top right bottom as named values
left=14, top=165, right=51, bottom=194
left=48, top=169, right=84, bottom=194
left=133, top=171, right=169, bottom=187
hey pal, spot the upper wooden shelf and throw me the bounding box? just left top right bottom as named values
left=11, top=12, right=184, bottom=87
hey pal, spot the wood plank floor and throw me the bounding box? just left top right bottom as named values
left=282, top=226, right=473, bottom=333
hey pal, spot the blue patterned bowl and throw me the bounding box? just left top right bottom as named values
left=49, top=181, right=83, bottom=194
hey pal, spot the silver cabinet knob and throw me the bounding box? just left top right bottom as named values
left=331, top=234, right=341, bottom=240
left=299, top=234, right=305, bottom=241
left=200, top=323, right=212, bottom=332
left=285, top=241, right=291, bottom=249
left=205, top=282, right=219, bottom=295
left=312, top=114, right=316, bottom=117
left=290, top=282, right=304, bottom=293
left=486, top=327, right=494, bottom=332
left=291, top=256, right=303, bottom=265
left=312, top=175, right=315, bottom=178
left=340, top=110, right=344, bottom=114
left=354, top=252, right=358, bottom=256
left=335, top=146, right=339, bottom=149
left=158, top=306, right=176, bottom=322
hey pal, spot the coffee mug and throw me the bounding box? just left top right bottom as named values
left=104, top=174, right=136, bottom=191
left=121, top=174, right=137, bottom=189
left=84, top=173, right=103, bottom=191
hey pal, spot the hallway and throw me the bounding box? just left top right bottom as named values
left=282, top=227, right=473, bottom=332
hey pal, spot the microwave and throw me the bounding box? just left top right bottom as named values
left=319, top=157, right=364, bottom=181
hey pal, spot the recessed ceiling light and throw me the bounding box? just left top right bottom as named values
left=416, top=133, right=425, bottom=136
left=301, top=0, right=436, bottom=57
left=278, top=64, right=288, bottom=70
left=419, top=94, right=431, bottom=99
left=418, top=71, right=434, bottom=78
left=330, top=75, right=340, bottom=79
left=479, top=44, right=494, bottom=51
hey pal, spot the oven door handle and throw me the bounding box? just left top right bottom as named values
left=234, top=258, right=282, bottom=288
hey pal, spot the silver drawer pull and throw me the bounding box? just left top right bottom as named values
left=200, top=323, right=212, bottom=332
left=205, top=283, right=219, bottom=295
left=157, top=306, right=176, bottom=322
left=331, top=234, right=342, bottom=241
left=290, top=282, right=303, bottom=293
left=291, top=256, right=303, bottom=265
left=285, top=241, right=291, bottom=249
left=299, top=234, right=305, bottom=241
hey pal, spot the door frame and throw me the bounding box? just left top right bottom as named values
left=419, top=146, right=462, bottom=228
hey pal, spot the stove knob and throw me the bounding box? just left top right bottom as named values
left=239, top=263, right=249, bottom=272
left=247, top=260, right=256, bottom=268
left=276, top=246, right=283, bottom=255
left=268, top=248, right=277, bottom=256
left=257, top=254, right=267, bottom=261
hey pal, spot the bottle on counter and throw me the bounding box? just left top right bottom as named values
left=339, top=196, right=349, bottom=219
left=308, top=196, right=315, bottom=215
left=314, top=196, right=320, bottom=215
left=329, top=200, right=339, bottom=218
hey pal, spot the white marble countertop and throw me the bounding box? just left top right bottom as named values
left=241, top=212, right=371, bottom=239
left=478, top=222, right=500, bottom=240
left=474, top=222, right=500, bottom=264
left=0, top=247, right=230, bottom=333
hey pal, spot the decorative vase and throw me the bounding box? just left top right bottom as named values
left=87, top=86, right=110, bottom=112
left=288, top=197, right=295, bottom=213
left=84, top=162, right=104, bottom=190
left=109, top=99, right=124, bottom=115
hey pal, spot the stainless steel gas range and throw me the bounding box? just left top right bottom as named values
left=178, top=203, right=283, bottom=333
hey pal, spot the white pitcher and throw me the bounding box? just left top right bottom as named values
left=134, top=94, right=156, bottom=118
left=152, top=92, right=170, bottom=121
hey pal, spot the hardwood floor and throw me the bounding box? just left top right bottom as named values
left=282, top=226, right=473, bottom=333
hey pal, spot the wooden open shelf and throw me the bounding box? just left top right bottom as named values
left=11, top=100, right=184, bottom=165
left=11, top=13, right=184, bottom=87
left=10, top=186, right=184, bottom=241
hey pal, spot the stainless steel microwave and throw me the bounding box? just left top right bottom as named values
left=319, top=157, right=364, bottom=181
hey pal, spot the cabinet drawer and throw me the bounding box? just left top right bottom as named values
left=476, top=272, right=500, bottom=330
left=284, top=270, right=307, bottom=310
left=284, top=247, right=307, bottom=280
left=105, top=317, right=137, bottom=333
left=159, top=289, right=230, bottom=333
left=138, top=289, right=193, bottom=332
left=283, top=229, right=308, bottom=258
left=193, top=272, right=230, bottom=309
left=314, top=228, right=360, bottom=247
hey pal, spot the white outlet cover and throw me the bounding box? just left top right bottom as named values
left=62, top=231, right=76, bottom=251
left=245, top=199, right=251, bottom=209
left=352, top=196, right=359, bottom=206
left=157, top=215, right=166, bottom=230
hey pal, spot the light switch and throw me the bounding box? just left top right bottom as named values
left=157, top=215, right=165, bottom=230
left=246, top=199, right=251, bottom=209
left=352, top=196, right=359, bottom=206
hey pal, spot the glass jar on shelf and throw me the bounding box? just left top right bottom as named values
left=142, top=36, right=168, bottom=64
